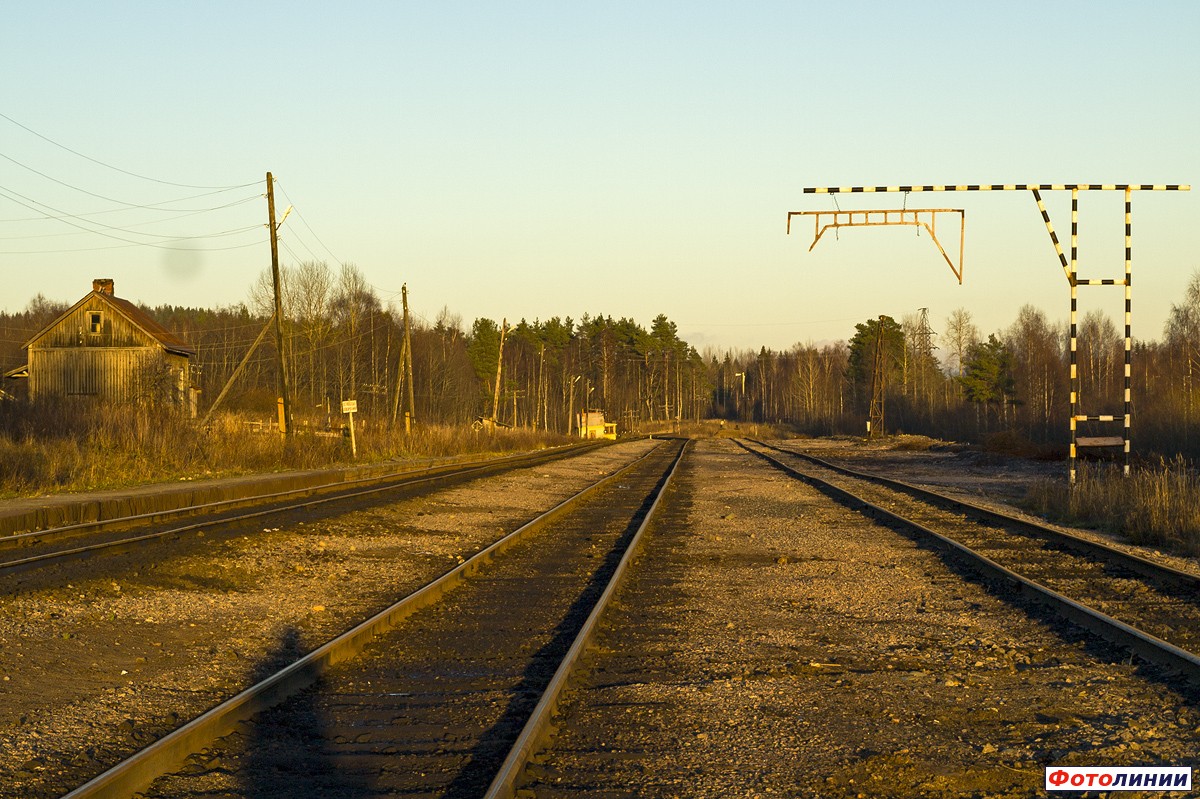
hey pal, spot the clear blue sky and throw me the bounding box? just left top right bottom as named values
left=2, top=1, right=1196, bottom=352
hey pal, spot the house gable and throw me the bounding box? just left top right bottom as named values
left=22, top=280, right=196, bottom=407
left=26, top=291, right=195, bottom=356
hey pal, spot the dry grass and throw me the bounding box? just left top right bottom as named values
left=890, top=435, right=938, bottom=452
left=983, top=430, right=1063, bottom=460
left=1024, top=458, right=1200, bottom=555
left=0, top=401, right=572, bottom=498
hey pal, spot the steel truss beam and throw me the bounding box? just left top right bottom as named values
left=792, top=183, right=1191, bottom=484
left=803, top=184, right=1188, bottom=193
left=788, top=208, right=965, bottom=283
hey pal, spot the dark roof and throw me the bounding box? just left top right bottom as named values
left=24, top=290, right=196, bottom=357
left=102, top=294, right=196, bottom=356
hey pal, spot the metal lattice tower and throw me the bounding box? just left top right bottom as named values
left=914, top=308, right=934, bottom=358
left=914, top=307, right=936, bottom=402
left=868, top=315, right=886, bottom=437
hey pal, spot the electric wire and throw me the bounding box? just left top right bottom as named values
left=0, top=221, right=263, bottom=243
left=0, top=152, right=258, bottom=211
left=270, top=181, right=412, bottom=314
left=0, top=112, right=256, bottom=191
left=279, top=231, right=324, bottom=265
left=0, top=193, right=261, bottom=233
left=0, top=185, right=265, bottom=252
left=273, top=181, right=346, bottom=267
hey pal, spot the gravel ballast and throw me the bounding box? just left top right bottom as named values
left=4, top=436, right=1197, bottom=797
left=0, top=441, right=657, bottom=798
left=526, top=439, right=1200, bottom=798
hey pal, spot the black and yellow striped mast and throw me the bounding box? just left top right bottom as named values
left=793, top=183, right=1191, bottom=484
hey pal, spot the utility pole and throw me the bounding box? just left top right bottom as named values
left=490, top=319, right=507, bottom=425
left=390, top=334, right=407, bottom=425
left=200, top=311, right=276, bottom=429
left=265, top=172, right=292, bottom=436
left=402, top=284, right=415, bottom=430
left=567, top=375, right=580, bottom=436
left=511, top=389, right=524, bottom=428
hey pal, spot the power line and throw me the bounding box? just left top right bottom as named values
left=0, top=111, right=255, bottom=191
left=273, top=180, right=346, bottom=267
left=0, top=185, right=265, bottom=252
left=279, top=231, right=323, bottom=265
left=0, top=222, right=263, bottom=243
left=0, top=152, right=258, bottom=210
left=265, top=182, right=412, bottom=309
left=0, top=191, right=261, bottom=224
left=0, top=238, right=265, bottom=255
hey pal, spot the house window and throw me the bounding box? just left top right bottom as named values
left=89, top=312, right=102, bottom=334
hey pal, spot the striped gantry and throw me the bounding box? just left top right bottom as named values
left=792, top=183, right=1191, bottom=484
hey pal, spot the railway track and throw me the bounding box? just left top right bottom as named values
left=0, top=443, right=604, bottom=578
left=738, top=439, right=1200, bottom=685
left=60, top=439, right=686, bottom=799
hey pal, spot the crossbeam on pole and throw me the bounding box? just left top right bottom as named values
left=803, top=184, right=1189, bottom=193
left=787, top=209, right=965, bottom=283
left=790, top=181, right=1190, bottom=485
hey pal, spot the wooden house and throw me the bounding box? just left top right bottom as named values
left=10, top=279, right=198, bottom=412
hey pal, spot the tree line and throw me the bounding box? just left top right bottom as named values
left=3, top=261, right=1200, bottom=461
left=0, top=262, right=706, bottom=434
left=715, top=274, right=1200, bottom=462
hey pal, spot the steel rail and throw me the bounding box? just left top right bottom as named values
left=61, top=440, right=678, bottom=799
left=0, top=443, right=607, bottom=576
left=484, top=439, right=688, bottom=799
left=0, top=441, right=604, bottom=551
left=749, top=439, right=1200, bottom=591
left=737, top=440, right=1200, bottom=686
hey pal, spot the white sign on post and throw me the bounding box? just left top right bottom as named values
left=342, top=399, right=358, bottom=457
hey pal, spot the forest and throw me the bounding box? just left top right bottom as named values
left=3, top=260, right=1200, bottom=464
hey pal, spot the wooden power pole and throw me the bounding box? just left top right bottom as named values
left=403, top=284, right=415, bottom=429
left=265, top=172, right=292, bottom=436
left=390, top=283, right=416, bottom=431
left=490, top=319, right=507, bottom=424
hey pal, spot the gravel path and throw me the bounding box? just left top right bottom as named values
left=526, top=439, right=1200, bottom=798
left=0, top=441, right=657, bottom=798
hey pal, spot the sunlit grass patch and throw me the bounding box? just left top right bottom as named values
left=1024, top=458, right=1200, bottom=555
left=0, top=401, right=572, bottom=498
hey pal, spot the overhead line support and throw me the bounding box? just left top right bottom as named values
left=792, top=182, right=1190, bottom=485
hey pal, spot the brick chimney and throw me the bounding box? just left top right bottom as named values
left=93, top=278, right=115, bottom=295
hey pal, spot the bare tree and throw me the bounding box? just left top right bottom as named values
left=942, top=308, right=979, bottom=377
left=290, top=261, right=335, bottom=412
left=1078, top=310, right=1121, bottom=415
left=1006, top=304, right=1065, bottom=439
left=330, top=264, right=376, bottom=401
